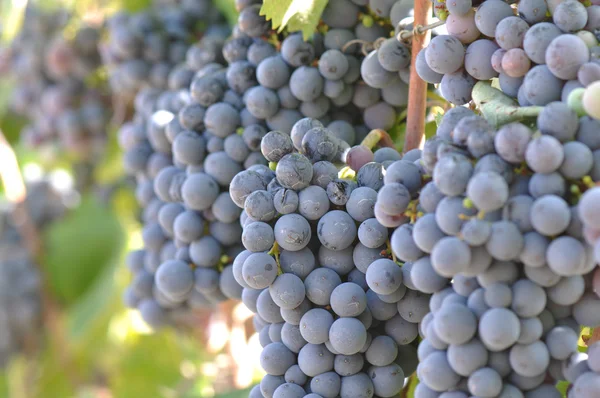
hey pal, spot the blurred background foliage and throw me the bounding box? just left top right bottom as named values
left=0, top=0, right=259, bottom=397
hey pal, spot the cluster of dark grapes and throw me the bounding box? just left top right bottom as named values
left=4, top=6, right=108, bottom=159
left=119, top=0, right=421, bottom=330
left=418, top=0, right=600, bottom=105
left=0, top=180, right=71, bottom=368
left=222, top=118, right=428, bottom=398
left=570, top=341, right=600, bottom=396
left=102, top=0, right=227, bottom=102
left=369, top=91, right=600, bottom=395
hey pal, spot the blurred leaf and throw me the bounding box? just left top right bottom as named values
left=67, top=256, right=119, bottom=341
left=109, top=332, right=189, bottom=398
left=214, top=0, right=238, bottom=27
left=425, top=120, right=437, bottom=140
left=44, top=195, right=124, bottom=305
left=117, top=0, right=153, bottom=12
left=260, top=0, right=328, bottom=40
left=214, top=386, right=254, bottom=398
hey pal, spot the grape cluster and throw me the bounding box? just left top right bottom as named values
left=370, top=97, right=600, bottom=395
left=570, top=341, right=600, bottom=397
left=230, top=117, right=428, bottom=398
left=232, top=0, right=416, bottom=137
left=0, top=179, right=71, bottom=368
left=418, top=0, right=600, bottom=105
left=103, top=0, right=227, bottom=102
left=4, top=6, right=108, bottom=159
left=120, top=0, right=420, bottom=330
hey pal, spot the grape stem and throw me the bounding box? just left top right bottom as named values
left=396, top=19, right=445, bottom=42
left=360, top=129, right=395, bottom=150
left=268, top=241, right=282, bottom=274
left=404, top=0, right=433, bottom=153
left=472, top=81, right=544, bottom=128
left=0, top=130, right=80, bottom=389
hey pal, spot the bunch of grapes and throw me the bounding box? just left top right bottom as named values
left=417, top=0, right=600, bottom=105
left=102, top=0, right=228, bottom=103
left=569, top=341, right=600, bottom=396
left=4, top=6, right=108, bottom=160
left=367, top=90, right=600, bottom=395
left=224, top=118, right=429, bottom=398
left=0, top=179, right=73, bottom=368
left=120, top=0, right=422, bottom=330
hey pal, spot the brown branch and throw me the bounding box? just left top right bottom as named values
left=0, top=129, right=80, bottom=389
left=404, top=0, right=433, bottom=152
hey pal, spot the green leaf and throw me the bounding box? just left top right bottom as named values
left=472, top=81, right=543, bottom=128
left=260, top=0, right=328, bottom=40
left=214, top=0, right=239, bottom=27
left=44, top=195, right=125, bottom=306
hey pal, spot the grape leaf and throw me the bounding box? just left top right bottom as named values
left=472, top=81, right=543, bottom=128
left=260, top=0, right=328, bottom=40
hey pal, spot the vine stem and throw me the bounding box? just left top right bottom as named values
left=404, top=0, right=432, bottom=152
left=360, top=129, right=395, bottom=150
left=0, top=130, right=79, bottom=390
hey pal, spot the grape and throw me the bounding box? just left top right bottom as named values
left=364, top=335, right=398, bottom=367
left=495, top=17, right=529, bottom=50
left=530, top=195, right=570, bottom=236
left=433, top=303, right=477, bottom=345
left=518, top=0, right=548, bottom=24
left=553, top=0, right=588, bottom=33
left=578, top=62, right=600, bottom=87
left=317, top=210, right=357, bottom=251
left=346, top=145, right=374, bottom=172
left=304, top=267, right=342, bottom=306
left=431, top=236, right=471, bottom=278
left=243, top=252, right=278, bottom=289
left=446, top=9, right=481, bottom=44
left=365, top=258, right=403, bottom=295
left=419, top=351, right=461, bottom=391
left=425, top=35, right=465, bottom=75
left=297, top=186, right=330, bottom=221
left=510, top=279, right=547, bottom=318
left=155, top=259, right=194, bottom=300
left=274, top=214, right=312, bottom=252
left=479, top=307, right=521, bottom=351
left=494, top=123, right=532, bottom=163
left=415, top=48, right=443, bottom=83
left=559, top=141, right=593, bottom=179
left=269, top=273, right=306, bottom=310
left=509, top=341, right=550, bottom=378
left=281, top=34, right=315, bottom=67
left=468, top=367, right=502, bottom=397
left=519, top=232, right=549, bottom=267
left=546, top=34, right=590, bottom=80
left=447, top=338, right=488, bottom=377
left=299, top=308, right=334, bottom=344
left=273, top=189, right=299, bottom=215
left=502, top=48, right=531, bottom=78
left=339, top=373, right=374, bottom=398
left=261, top=342, right=297, bottom=376
left=465, top=39, right=499, bottom=80
left=261, top=131, right=294, bottom=163
left=579, top=187, right=600, bottom=229
left=474, top=0, right=515, bottom=37
left=583, top=81, right=600, bottom=120
left=330, top=282, right=367, bottom=317
left=298, top=343, right=335, bottom=377
left=360, top=50, right=398, bottom=89
left=440, top=69, right=477, bottom=105
left=368, top=364, right=404, bottom=397
left=289, top=66, right=324, bottom=102
left=377, top=39, right=410, bottom=72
